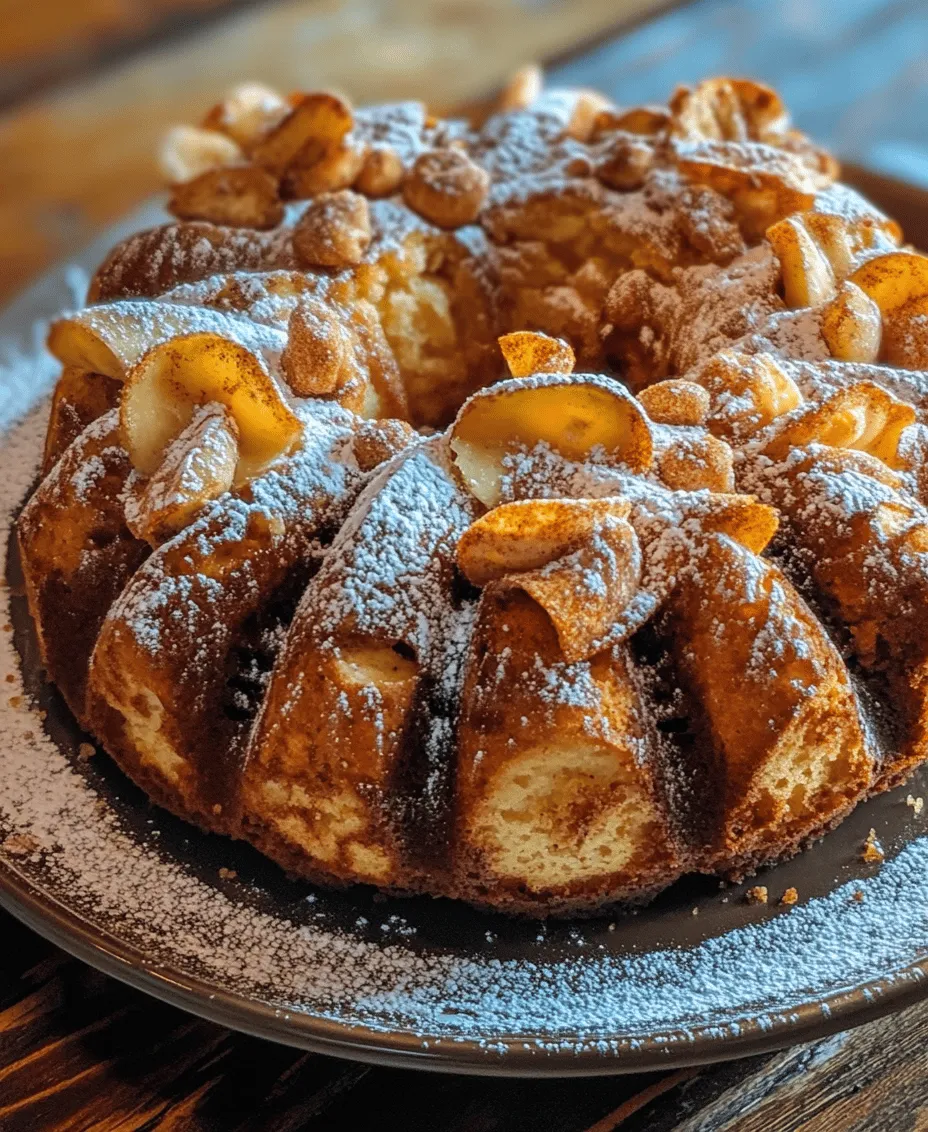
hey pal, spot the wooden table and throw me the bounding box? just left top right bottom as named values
left=2, top=0, right=928, bottom=1127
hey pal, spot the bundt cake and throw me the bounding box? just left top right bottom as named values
left=17, top=71, right=928, bottom=915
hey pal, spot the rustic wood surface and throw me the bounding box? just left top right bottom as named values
left=0, top=0, right=671, bottom=304
left=3, top=906, right=928, bottom=1130
left=0, top=0, right=247, bottom=107
left=2, top=0, right=928, bottom=1128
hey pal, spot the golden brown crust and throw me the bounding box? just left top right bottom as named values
left=86, top=403, right=402, bottom=836
left=747, top=445, right=928, bottom=788
left=18, top=411, right=149, bottom=723
left=42, top=367, right=122, bottom=475
left=18, top=73, right=928, bottom=918
left=452, top=588, right=689, bottom=912
left=89, top=222, right=298, bottom=302
left=659, top=534, right=872, bottom=872
left=239, top=439, right=478, bottom=892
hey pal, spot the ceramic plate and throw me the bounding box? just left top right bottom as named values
left=1, top=180, right=928, bottom=1077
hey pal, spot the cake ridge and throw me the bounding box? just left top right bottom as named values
left=17, top=71, right=928, bottom=915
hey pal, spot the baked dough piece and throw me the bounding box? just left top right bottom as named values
left=18, top=72, right=928, bottom=916
left=18, top=410, right=148, bottom=723
left=747, top=445, right=928, bottom=789
left=240, top=438, right=480, bottom=888
left=86, top=401, right=386, bottom=832
left=454, top=587, right=687, bottom=915
left=659, top=533, right=872, bottom=876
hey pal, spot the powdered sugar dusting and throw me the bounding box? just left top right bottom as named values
left=311, top=437, right=479, bottom=662
left=0, top=399, right=927, bottom=1055
left=116, top=398, right=362, bottom=662
left=2, top=220, right=928, bottom=1066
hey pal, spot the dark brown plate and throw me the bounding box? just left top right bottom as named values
left=1, top=176, right=928, bottom=1077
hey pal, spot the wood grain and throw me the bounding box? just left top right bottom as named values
left=3, top=904, right=928, bottom=1131
left=614, top=999, right=928, bottom=1131
left=0, top=912, right=654, bottom=1132
left=0, top=0, right=246, bottom=107
left=0, top=0, right=669, bottom=304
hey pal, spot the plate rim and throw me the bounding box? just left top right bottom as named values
left=2, top=848, right=928, bottom=1076
left=3, top=173, right=928, bottom=1077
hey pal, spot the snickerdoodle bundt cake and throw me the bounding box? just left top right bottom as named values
left=18, top=72, right=928, bottom=915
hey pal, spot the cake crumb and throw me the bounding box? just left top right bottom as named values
left=212, top=803, right=223, bottom=816
left=77, top=743, right=95, bottom=761
left=745, top=886, right=768, bottom=905
left=4, top=673, right=13, bottom=683
left=906, top=794, right=924, bottom=816
left=691, top=906, right=699, bottom=916
left=218, top=867, right=237, bottom=880
left=8, top=695, right=22, bottom=709
left=2, top=832, right=40, bottom=857
left=780, top=887, right=799, bottom=906
left=853, top=889, right=865, bottom=903
left=860, top=828, right=884, bottom=864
